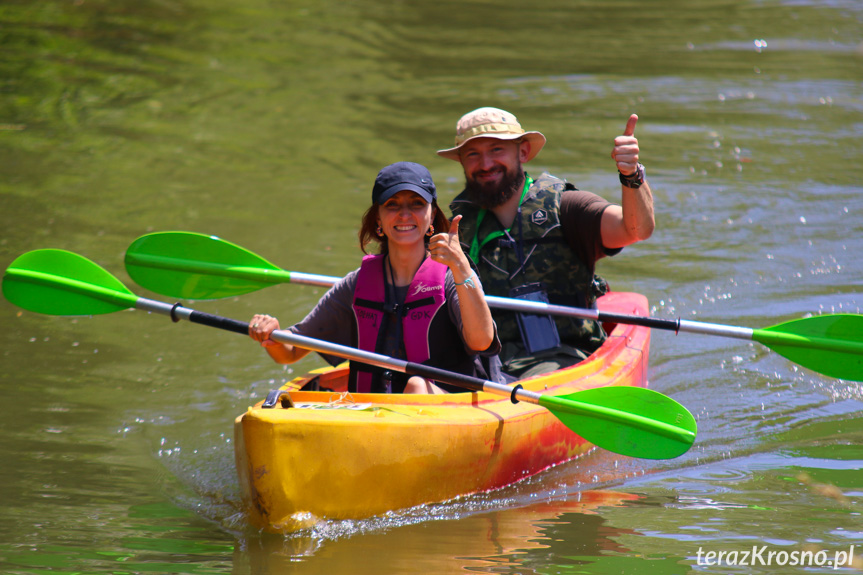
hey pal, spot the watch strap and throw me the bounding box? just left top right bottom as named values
left=619, top=163, right=646, bottom=188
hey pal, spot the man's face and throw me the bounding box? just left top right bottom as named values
left=459, top=137, right=529, bottom=209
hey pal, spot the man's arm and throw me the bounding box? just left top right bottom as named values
left=601, top=114, right=655, bottom=249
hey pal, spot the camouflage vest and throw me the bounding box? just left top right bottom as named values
left=450, top=173, right=606, bottom=353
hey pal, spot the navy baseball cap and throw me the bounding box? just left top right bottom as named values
left=372, top=162, right=437, bottom=205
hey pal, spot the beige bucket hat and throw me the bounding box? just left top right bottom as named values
left=437, top=107, right=546, bottom=162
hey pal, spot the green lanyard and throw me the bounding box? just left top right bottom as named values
left=469, top=174, right=533, bottom=263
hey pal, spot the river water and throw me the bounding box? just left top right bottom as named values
left=1, top=0, right=862, bottom=573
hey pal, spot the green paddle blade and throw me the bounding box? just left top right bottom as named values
left=541, top=386, right=697, bottom=460
left=754, top=314, right=863, bottom=381
left=125, top=231, right=290, bottom=299
left=2, top=249, right=137, bottom=316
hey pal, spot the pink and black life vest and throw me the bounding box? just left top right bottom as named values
left=349, top=254, right=475, bottom=393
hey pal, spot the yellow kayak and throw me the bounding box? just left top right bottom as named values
left=234, top=292, right=651, bottom=533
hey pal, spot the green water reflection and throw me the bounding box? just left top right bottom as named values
left=2, top=0, right=862, bottom=573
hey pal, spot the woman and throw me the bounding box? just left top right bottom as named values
left=248, top=161, right=500, bottom=394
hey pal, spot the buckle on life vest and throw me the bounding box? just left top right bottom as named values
left=378, top=370, right=394, bottom=394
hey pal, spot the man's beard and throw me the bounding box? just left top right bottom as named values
left=464, top=162, right=525, bottom=209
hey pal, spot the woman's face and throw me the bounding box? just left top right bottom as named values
left=377, top=190, right=434, bottom=248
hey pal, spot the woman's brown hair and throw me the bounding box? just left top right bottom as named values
left=359, top=201, right=451, bottom=255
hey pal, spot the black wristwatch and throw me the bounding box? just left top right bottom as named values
left=619, top=163, right=646, bottom=188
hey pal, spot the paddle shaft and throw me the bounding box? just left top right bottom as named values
left=260, top=274, right=863, bottom=354
left=19, top=258, right=756, bottom=344
left=131, top=297, right=691, bottom=442
left=284, top=275, right=853, bottom=353
left=201, top=264, right=758, bottom=342
left=281, top=275, right=863, bottom=354
left=486, top=296, right=753, bottom=338
left=138, top=296, right=517, bottom=398
left=488, top=300, right=861, bottom=354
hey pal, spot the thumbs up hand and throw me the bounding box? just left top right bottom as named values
left=446, top=213, right=462, bottom=237
left=611, top=114, right=640, bottom=176
left=428, top=214, right=472, bottom=281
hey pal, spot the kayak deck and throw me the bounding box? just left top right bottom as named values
left=234, top=292, right=650, bottom=532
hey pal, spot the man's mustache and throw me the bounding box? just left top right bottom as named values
left=472, top=167, right=505, bottom=178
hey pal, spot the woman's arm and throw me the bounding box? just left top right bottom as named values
left=248, top=271, right=359, bottom=365
left=428, top=215, right=495, bottom=352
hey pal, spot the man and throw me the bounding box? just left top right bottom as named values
left=438, top=107, right=654, bottom=378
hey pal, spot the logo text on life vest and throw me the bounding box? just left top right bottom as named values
left=411, top=282, right=443, bottom=297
